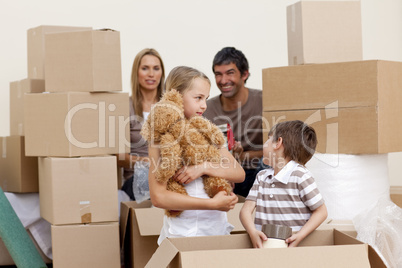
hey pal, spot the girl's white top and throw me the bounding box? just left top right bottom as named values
left=157, top=177, right=234, bottom=245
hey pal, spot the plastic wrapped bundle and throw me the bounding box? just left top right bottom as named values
left=306, top=154, right=390, bottom=220
left=353, top=197, right=402, bottom=268
left=133, top=160, right=150, bottom=203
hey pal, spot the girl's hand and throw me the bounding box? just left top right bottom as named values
left=174, top=164, right=205, bottom=184
left=211, top=191, right=238, bottom=211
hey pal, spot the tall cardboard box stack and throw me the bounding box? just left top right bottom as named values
left=23, top=26, right=129, bottom=268
left=261, top=1, right=399, bottom=266
left=0, top=25, right=95, bottom=266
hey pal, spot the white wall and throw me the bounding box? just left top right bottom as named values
left=1, top=0, right=402, bottom=185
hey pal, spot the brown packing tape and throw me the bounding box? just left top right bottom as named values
left=80, top=201, right=92, bottom=223
left=78, top=158, right=91, bottom=223
left=262, top=224, right=293, bottom=240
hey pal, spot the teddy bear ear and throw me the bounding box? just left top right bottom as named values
left=162, top=89, right=184, bottom=109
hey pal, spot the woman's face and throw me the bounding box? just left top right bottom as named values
left=138, top=55, right=162, bottom=92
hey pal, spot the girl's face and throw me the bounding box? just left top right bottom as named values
left=182, top=77, right=210, bottom=119
left=138, top=55, right=162, bottom=92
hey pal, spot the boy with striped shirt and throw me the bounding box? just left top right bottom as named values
left=240, top=120, right=327, bottom=248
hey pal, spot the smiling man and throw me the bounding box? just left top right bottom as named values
left=203, top=47, right=264, bottom=198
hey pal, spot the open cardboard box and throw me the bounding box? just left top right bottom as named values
left=120, top=200, right=246, bottom=268
left=146, top=229, right=386, bottom=268
left=317, top=219, right=356, bottom=237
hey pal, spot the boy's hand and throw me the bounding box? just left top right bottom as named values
left=211, top=191, right=238, bottom=211
left=286, top=233, right=301, bottom=247
left=249, top=229, right=267, bottom=248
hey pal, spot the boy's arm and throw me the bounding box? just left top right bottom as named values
left=240, top=200, right=267, bottom=248
left=286, top=203, right=328, bottom=247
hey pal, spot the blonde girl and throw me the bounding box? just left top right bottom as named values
left=147, top=66, right=245, bottom=245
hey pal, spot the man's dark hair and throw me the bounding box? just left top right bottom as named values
left=212, top=47, right=249, bottom=83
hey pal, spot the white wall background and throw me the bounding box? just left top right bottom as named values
left=1, top=0, right=402, bottom=185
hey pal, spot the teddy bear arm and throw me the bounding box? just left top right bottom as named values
left=203, top=176, right=233, bottom=198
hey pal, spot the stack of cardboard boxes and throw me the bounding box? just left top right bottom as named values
left=21, top=25, right=129, bottom=267
left=0, top=26, right=95, bottom=266
left=263, top=2, right=402, bottom=199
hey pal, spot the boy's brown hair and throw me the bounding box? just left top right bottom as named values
left=268, top=120, right=317, bottom=165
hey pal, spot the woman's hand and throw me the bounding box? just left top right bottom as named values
left=211, top=191, right=238, bottom=211
left=173, top=164, right=205, bottom=184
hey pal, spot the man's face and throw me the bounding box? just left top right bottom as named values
left=213, top=63, right=249, bottom=98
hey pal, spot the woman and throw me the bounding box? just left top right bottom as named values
left=118, top=48, right=165, bottom=200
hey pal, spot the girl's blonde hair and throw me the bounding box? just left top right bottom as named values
left=131, top=48, right=165, bottom=117
left=165, top=66, right=210, bottom=94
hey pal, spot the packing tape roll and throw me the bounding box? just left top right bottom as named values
left=0, top=187, right=46, bottom=268
left=306, top=154, right=390, bottom=220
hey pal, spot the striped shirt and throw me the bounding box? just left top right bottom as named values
left=246, top=160, right=324, bottom=232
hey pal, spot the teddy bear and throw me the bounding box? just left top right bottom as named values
left=141, top=89, right=233, bottom=217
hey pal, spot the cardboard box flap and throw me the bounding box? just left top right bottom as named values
left=120, top=201, right=153, bottom=246
left=119, top=202, right=131, bottom=247
left=145, top=239, right=179, bottom=268
left=135, top=208, right=164, bottom=236
left=178, top=245, right=371, bottom=267
left=368, top=246, right=387, bottom=268
left=334, top=229, right=362, bottom=245
left=298, top=228, right=334, bottom=246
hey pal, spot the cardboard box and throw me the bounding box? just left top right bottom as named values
left=27, top=25, right=92, bottom=79
left=390, top=186, right=402, bottom=207
left=39, top=156, right=119, bottom=225
left=0, top=230, right=52, bottom=266
left=24, top=92, right=129, bottom=157
left=51, top=222, right=120, bottom=268
left=9, top=78, right=45, bottom=136
left=0, top=136, right=39, bottom=193
left=262, top=60, right=402, bottom=154
left=120, top=201, right=246, bottom=268
left=287, top=1, right=362, bottom=65
left=146, top=229, right=386, bottom=268
left=45, top=29, right=122, bottom=92
left=317, top=219, right=356, bottom=237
